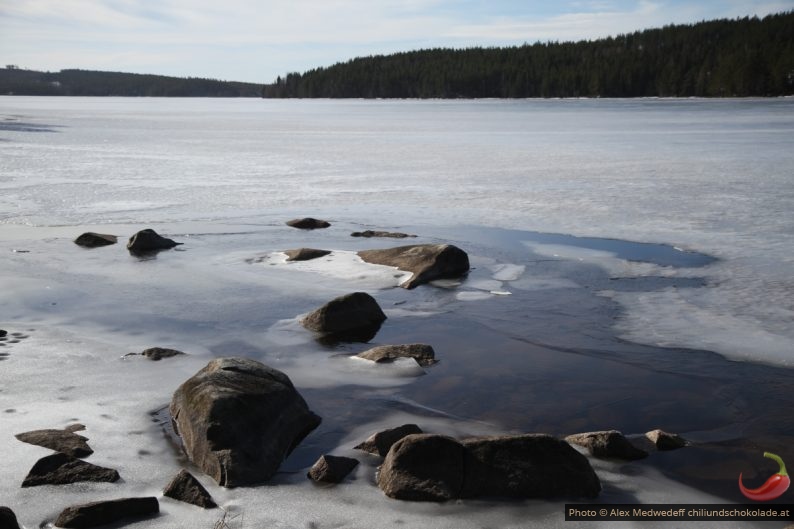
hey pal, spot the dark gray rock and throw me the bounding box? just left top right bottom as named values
left=286, top=218, right=330, bottom=230
left=0, top=507, right=20, bottom=529
left=163, top=469, right=217, bottom=509
left=565, top=430, right=648, bottom=460
left=645, top=429, right=687, bottom=451
left=307, top=455, right=359, bottom=484
left=53, top=497, right=158, bottom=528
left=127, top=229, right=181, bottom=254
left=21, top=452, right=120, bottom=487
left=142, top=347, right=186, bottom=361
left=0, top=330, right=6, bottom=338
left=169, top=357, right=321, bottom=487
left=357, top=244, right=469, bottom=289
left=15, top=424, right=93, bottom=457
left=460, top=435, right=601, bottom=499
left=284, top=248, right=331, bottom=261
left=301, top=292, right=386, bottom=340
left=351, top=230, right=415, bottom=238
left=355, top=424, right=423, bottom=457
left=377, top=433, right=601, bottom=502
left=74, top=232, right=117, bottom=248
left=357, top=344, right=436, bottom=367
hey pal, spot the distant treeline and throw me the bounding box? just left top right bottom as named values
left=264, top=11, right=794, bottom=98
left=0, top=68, right=263, bottom=97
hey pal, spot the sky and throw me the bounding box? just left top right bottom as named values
left=1, top=0, right=793, bottom=84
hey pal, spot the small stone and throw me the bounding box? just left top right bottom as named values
left=15, top=425, right=93, bottom=458
left=163, top=470, right=217, bottom=509
left=307, top=455, right=359, bottom=484
left=74, top=232, right=117, bottom=248
left=357, top=344, right=436, bottom=367
left=22, top=452, right=120, bottom=487
left=141, top=347, right=186, bottom=361
left=286, top=218, right=331, bottom=230
left=127, top=229, right=181, bottom=254
left=645, top=429, right=687, bottom=451
left=301, top=292, right=387, bottom=337
left=284, top=248, right=331, bottom=261
left=0, top=507, right=21, bottom=529
left=354, top=424, right=423, bottom=456
left=0, top=330, right=7, bottom=338
left=54, top=497, right=159, bottom=528
left=565, top=430, right=648, bottom=461
left=351, top=230, right=415, bottom=238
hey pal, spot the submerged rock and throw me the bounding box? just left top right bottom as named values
left=301, top=292, right=386, bottom=341
left=74, top=232, right=117, bottom=248
left=286, top=218, right=331, bottom=230
left=354, top=424, right=423, bottom=457
left=54, top=497, right=158, bottom=529
left=357, top=344, right=436, bottom=367
left=357, top=244, right=469, bottom=289
left=307, top=455, right=359, bottom=484
left=0, top=507, right=21, bottom=529
left=163, top=469, right=217, bottom=509
left=0, top=330, right=7, bottom=338
left=127, top=229, right=181, bottom=254
left=377, top=433, right=601, bottom=502
left=22, top=452, right=119, bottom=487
left=645, top=429, right=687, bottom=451
left=565, top=430, right=648, bottom=460
left=141, top=347, right=186, bottom=361
left=284, top=248, right=331, bottom=261
left=351, top=230, right=415, bottom=238
left=15, top=424, right=93, bottom=458
left=169, top=357, right=322, bottom=487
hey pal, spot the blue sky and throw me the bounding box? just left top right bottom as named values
left=1, top=0, right=792, bottom=83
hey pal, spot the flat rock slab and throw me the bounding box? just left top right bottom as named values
left=15, top=424, right=93, bottom=457
left=378, top=433, right=601, bottom=502
left=284, top=248, right=331, bottom=261
left=645, top=429, right=687, bottom=450
left=170, top=357, right=321, bottom=487
left=351, top=230, right=416, bottom=238
left=565, top=430, right=648, bottom=460
left=357, top=244, right=469, bottom=289
left=301, top=292, right=386, bottom=339
left=163, top=469, right=217, bottom=508
left=74, top=232, right=117, bottom=248
left=286, top=218, right=331, bottom=230
left=307, top=455, right=359, bottom=484
left=127, top=229, right=181, bottom=254
left=357, top=344, right=436, bottom=367
left=54, top=497, right=159, bottom=529
left=355, top=424, right=423, bottom=457
left=0, top=507, right=21, bottom=529
left=22, top=452, right=120, bottom=487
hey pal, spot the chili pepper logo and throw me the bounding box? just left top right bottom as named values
left=739, top=452, right=790, bottom=501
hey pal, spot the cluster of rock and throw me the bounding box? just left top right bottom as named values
left=74, top=228, right=182, bottom=256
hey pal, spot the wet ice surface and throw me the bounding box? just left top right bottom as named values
left=1, top=97, right=793, bottom=528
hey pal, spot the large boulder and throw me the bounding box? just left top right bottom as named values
left=15, top=424, right=93, bottom=457
left=169, top=357, right=321, bottom=487
left=377, top=434, right=600, bottom=502
left=301, top=292, right=386, bottom=341
left=286, top=218, right=330, bottom=230
left=565, top=430, right=648, bottom=460
left=54, top=497, right=158, bottom=529
left=357, top=344, right=436, bottom=367
left=22, top=453, right=120, bottom=487
left=127, top=229, right=181, bottom=254
left=357, top=244, right=469, bottom=289
left=354, top=424, right=423, bottom=456
left=163, top=470, right=217, bottom=509
left=74, top=232, right=117, bottom=248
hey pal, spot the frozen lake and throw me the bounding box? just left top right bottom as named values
left=1, top=96, right=793, bottom=528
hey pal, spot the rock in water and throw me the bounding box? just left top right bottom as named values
left=645, top=429, right=687, bottom=451
left=141, top=347, right=186, bottom=361
left=15, top=424, right=93, bottom=457
left=0, top=330, right=7, bottom=338
left=357, top=344, right=436, bottom=367
left=284, top=248, right=331, bottom=261
left=377, top=434, right=601, bottom=502
left=355, top=424, right=424, bottom=457
left=286, top=218, right=331, bottom=230
left=301, top=292, right=386, bottom=340
left=54, top=497, right=159, bottom=528
left=565, top=430, right=648, bottom=460
left=127, top=229, right=181, bottom=254
left=74, top=232, right=117, bottom=248
left=169, top=357, right=322, bottom=487
left=0, top=507, right=21, bottom=529
left=357, top=244, right=469, bottom=289
left=351, top=230, right=415, bottom=238
left=163, top=470, right=217, bottom=508
left=22, top=452, right=120, bottom=487
left=307, top=455, right=359, bottom=484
